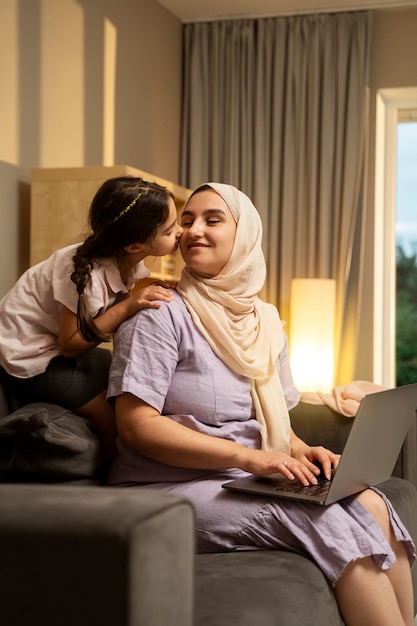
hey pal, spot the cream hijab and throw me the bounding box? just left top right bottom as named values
left=177, top=182, right=291, bottom=453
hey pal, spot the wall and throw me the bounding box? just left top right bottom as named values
left=1, top=1, right=416, bottom=380
left=0, top=0, right=182, bottom=296
left=356, top=6, right=417, bottom=380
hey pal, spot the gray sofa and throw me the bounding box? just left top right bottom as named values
left=1, top=372, right=417, bottom=626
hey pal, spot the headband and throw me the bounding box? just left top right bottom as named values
left=111, top=192, right=142, bottom=224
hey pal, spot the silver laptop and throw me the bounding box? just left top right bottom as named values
left=222, top=383, right=417, bottom=505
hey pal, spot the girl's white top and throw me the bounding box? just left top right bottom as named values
left=0, top=243, right=149, bottom=378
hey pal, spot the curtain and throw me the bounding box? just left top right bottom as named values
left=180, top=12, right=371, bottom=385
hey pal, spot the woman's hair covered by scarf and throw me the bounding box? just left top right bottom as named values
left=177, top=182, right=291, bottom=452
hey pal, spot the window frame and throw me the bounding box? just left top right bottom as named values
left=374, top=87, right=417, bottom=386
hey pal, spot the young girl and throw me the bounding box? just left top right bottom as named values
left=0, top=176, right=183, bottom=462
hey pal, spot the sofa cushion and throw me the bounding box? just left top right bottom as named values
left=195, top=550, right=344, bottom=626
left=0, top=402, right=104, bottom=483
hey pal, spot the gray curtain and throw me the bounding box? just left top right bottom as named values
left=180, top=12, right=371, bottom=385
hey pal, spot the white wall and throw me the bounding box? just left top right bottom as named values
left=0, top=0, right=182, bottom=295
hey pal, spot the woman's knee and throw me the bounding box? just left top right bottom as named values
left=356, top=489, right=390, bottom=528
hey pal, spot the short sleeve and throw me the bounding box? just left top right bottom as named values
left=108, top=299, right=180, bottom=412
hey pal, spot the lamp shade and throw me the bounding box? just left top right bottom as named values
left=289, top=278, right=336, bottom=393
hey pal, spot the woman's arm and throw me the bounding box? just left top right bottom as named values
left=58, top=285, right=175, bottom=358
left=115, top=393, right=332, bottom=485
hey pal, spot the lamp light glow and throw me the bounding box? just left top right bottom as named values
left=289, top=278, right=336, bottom=393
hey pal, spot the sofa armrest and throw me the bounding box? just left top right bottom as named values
left=0, top=484, right=195, bottom=626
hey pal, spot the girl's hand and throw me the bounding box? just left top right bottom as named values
left=152, top=279, right=178, bottom=290
left=125, top=285, right=175, bottom=315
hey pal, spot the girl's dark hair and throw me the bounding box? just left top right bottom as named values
left=71, top=176, right=174, bottom=343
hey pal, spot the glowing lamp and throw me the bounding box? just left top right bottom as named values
left=289, top=278, right=336, bottom=393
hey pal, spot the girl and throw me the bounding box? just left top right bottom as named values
left=0, top=176, right=183, bottom=462
left=107, top=183, right=415, bottom=625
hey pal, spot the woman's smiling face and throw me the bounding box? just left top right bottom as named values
left=179, top=189, right=237, bottom=277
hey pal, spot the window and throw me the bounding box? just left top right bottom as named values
left=374, top=88, right=417, bottom=386
left=396, top=118, right=417, bottom=385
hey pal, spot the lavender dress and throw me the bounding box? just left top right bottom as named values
left=107, top=292, right=415, bottom=585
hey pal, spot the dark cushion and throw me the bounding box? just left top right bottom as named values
left=0, top=402, right=104, bottom=483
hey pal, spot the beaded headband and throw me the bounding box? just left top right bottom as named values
left=111, top=192, right=142, bottom=224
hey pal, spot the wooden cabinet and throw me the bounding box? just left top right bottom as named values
left=30, top=166, right=191, bottom=281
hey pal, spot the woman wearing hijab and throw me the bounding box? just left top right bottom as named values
left=107, top=183, right=415, bottom=625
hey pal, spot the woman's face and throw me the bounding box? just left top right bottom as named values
left=180, top=189, right=237, bottom=277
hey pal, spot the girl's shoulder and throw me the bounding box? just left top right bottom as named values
left=37, top=243, right=81, bottom=277
left=50, top=242, right=81, bottom=261
left=25, top=243, right=80, bottom=274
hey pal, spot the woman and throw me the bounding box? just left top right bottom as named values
left=107, top=183, right=415, bottom=625
left=0, top=176, right=182, bottom=461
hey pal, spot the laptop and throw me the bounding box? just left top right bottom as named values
left=222, top=383, right=417, bottom=506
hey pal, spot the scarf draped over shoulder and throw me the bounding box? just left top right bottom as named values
left=177, top=182, right=291, bottom=453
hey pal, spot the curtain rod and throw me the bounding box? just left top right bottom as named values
left=181, top=8, right=369, bottom=23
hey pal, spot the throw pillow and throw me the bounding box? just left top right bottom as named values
left=0, top=402, right=105, bottom=482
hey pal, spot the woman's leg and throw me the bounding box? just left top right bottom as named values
left=358, top=489, right=414, bottom=624
left=334, top=489, right=414, bottom=626
left=334, top=555, right=409, bottom=625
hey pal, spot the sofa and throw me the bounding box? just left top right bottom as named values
left=1, top=371, right=417, bottom=626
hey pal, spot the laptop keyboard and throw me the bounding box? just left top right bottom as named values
left=273, top=474, right=332, bottom=497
